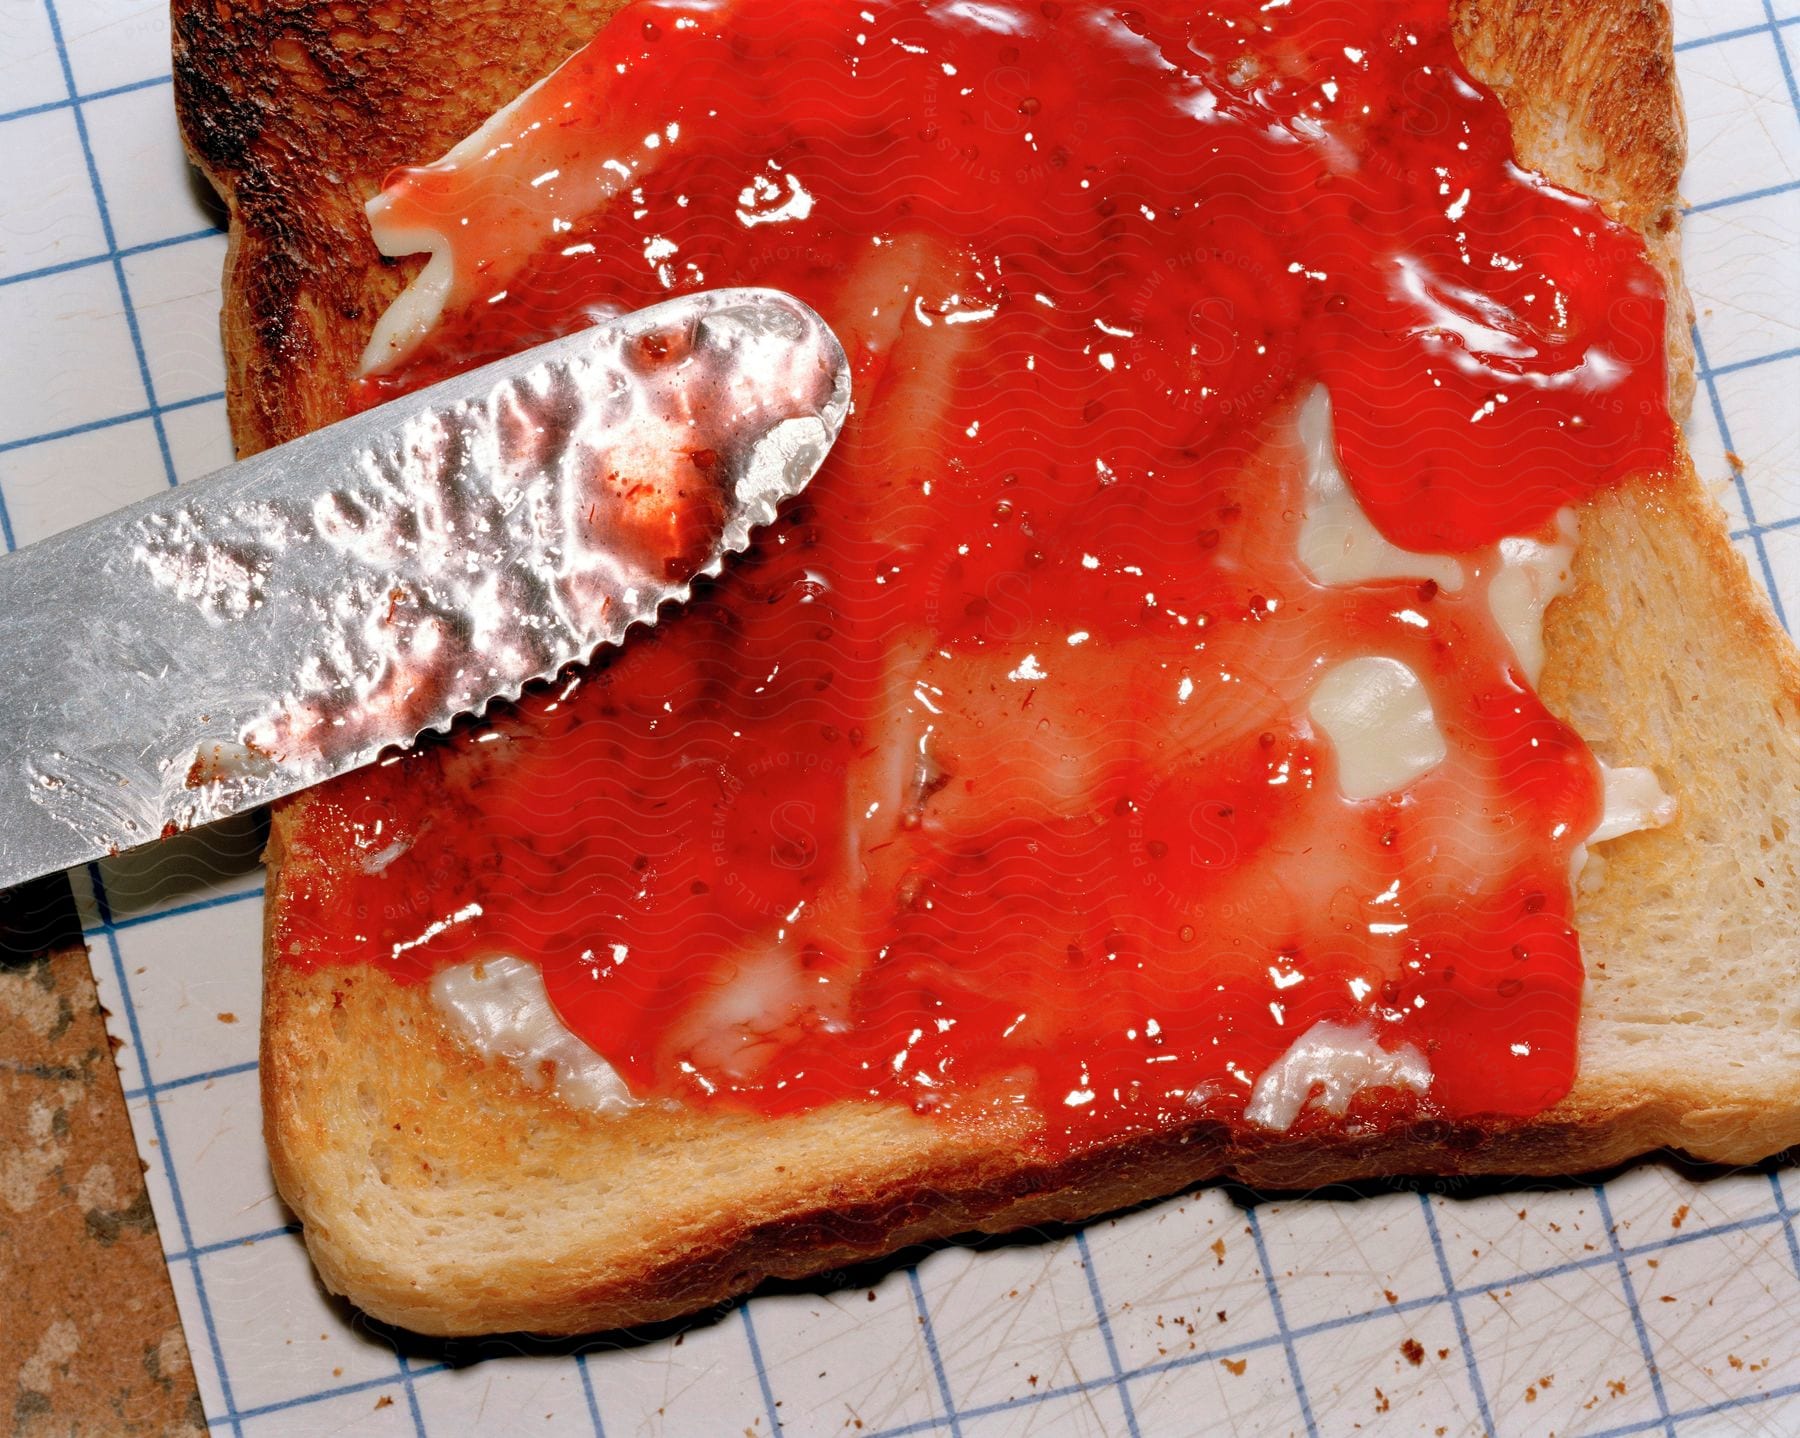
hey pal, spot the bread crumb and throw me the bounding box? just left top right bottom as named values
left=1671, top=1204, right=1689, bottom=1229
left=1383, top=1289, right=1399, bottom=1305
left=217, top=1012, right=238, bottom=1024
left=1373, top=1387, right=1390, bottom=1414
left=1221, top=1358, right=1247, bottom=1376
left=1400, top=1339, right=1425, bottom=1366
left=1607, top=1379, right=1628, bottom=1398
left=375, top=1395, right=393, bottom=1410
left=1211, top=1238, right=1227, bottom=1264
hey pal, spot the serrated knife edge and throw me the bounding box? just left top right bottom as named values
left=0, top=288, right=849, bottom=892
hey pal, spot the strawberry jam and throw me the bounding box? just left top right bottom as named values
left=282, top=0, right=1676, bottom=1153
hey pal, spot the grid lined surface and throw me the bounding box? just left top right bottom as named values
left=3, top=1, right=1798, bottom=1433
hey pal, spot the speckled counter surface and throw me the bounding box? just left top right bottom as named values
left=0, top=876, right=203, bottom=1436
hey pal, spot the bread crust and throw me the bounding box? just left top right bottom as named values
left=178, top=0, right=1800, bottom=1335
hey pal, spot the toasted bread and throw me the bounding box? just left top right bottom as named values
left=173, top=0, right=1800, bottom=1336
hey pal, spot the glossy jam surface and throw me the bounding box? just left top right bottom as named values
left=284, top=0, right=1675, bottom=1152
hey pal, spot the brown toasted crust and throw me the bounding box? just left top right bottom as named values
left=182, top=0, right=1800, bottom=1335
left=173, top=2, right=633, bottom=457
left=1451, top=0, right=1696, bottom=417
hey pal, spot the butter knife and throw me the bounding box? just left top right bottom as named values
left=0, top=288, right=849, bottom=892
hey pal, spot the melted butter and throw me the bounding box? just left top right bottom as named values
left=1489, top=516, right=1580, bottom=688
left=362, top=75, right=561, bottom=371
left=1244, top=1020, right=1432, bottom=1132
left=1291, top=381, right=1673, bottom=856
left=1297, top=387, right=1463, bottom=595
left=431, top=955, right=638, bottom=1111
left=1309, top=657, right=1447, bottom=802
left=1592, top=764, right=1679, bottom=845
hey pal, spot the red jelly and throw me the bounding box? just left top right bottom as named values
left=282, top=0, right=1676, bottom=1154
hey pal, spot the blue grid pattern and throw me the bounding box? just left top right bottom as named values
left=1419, top=1194, right=1496, bottom=1436
left=87, top=864, right=244, bottom=1434
left=2, top=0, right=1798, bottom=1432
left=1246, top=1205, right=1321, bottom=1436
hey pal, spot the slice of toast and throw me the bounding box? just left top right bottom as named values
left=174, top=0, right=1800, bottom=1336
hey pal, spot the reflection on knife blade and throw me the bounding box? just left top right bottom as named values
left=0, top=288, right=849, bottom=891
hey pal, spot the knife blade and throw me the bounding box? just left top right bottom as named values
left=0, top=288, right=849, bottom=893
